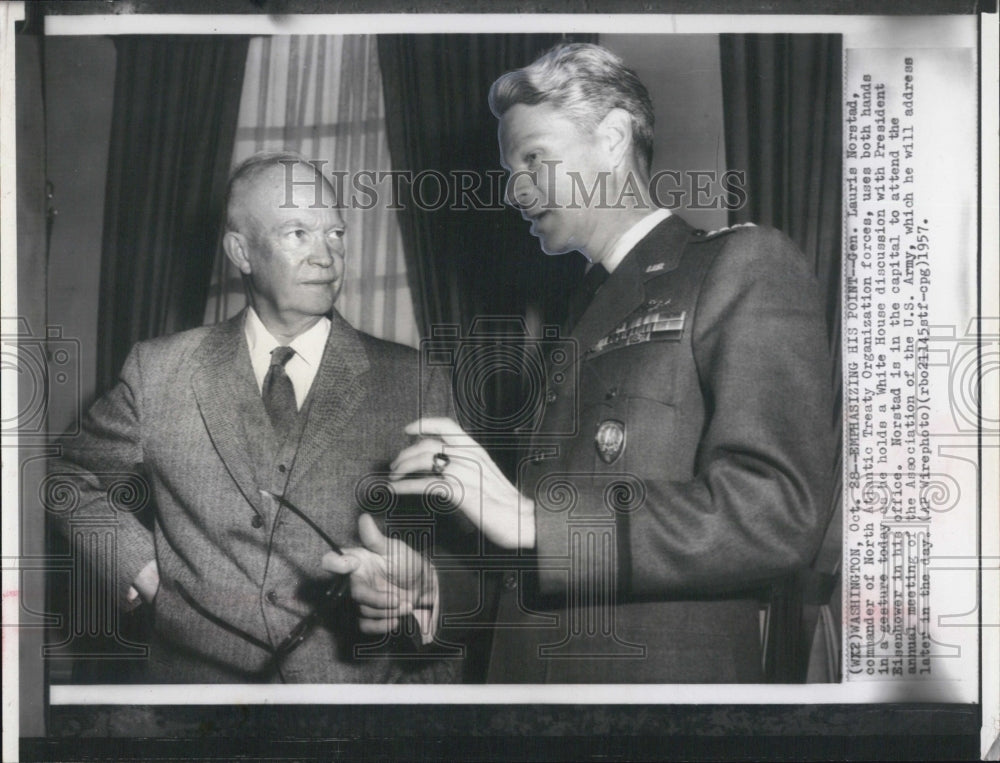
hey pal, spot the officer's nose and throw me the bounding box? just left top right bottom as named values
left=505, top=170, right=537, bottom=210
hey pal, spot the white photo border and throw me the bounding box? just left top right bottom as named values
left=2, top=5, right=996, bottom=761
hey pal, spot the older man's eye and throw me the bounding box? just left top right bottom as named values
left=328, top=228, right=346, bottom=240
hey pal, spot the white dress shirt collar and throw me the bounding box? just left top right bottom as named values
left=601, top=207, right=672, bottom=274
left=244, top=307, right=331, bottom=409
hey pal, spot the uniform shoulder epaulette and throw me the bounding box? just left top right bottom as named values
left=691, top=222, right=757, bottom=241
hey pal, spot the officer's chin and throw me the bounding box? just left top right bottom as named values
left=537, top=237, right=574, bottom=257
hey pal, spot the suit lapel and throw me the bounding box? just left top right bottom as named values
left=190, top=311, right=269, bottom=520
left=571, top=214, right=693, bottom=354
left=287, top=310, right=370, bottom=487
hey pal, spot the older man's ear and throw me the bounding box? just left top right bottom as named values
left=223, top=230, right=252, bottom=276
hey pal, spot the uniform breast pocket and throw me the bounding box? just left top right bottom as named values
left=623, top=396, right=676, bottom=478
left=587, top=339, right=682, bottom=408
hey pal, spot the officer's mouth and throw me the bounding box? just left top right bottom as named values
left=526, top=210, right=552, bottom=232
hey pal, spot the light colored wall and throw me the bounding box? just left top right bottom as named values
left=600, top=34, right=729, bottom=234
left=45, top=36, right=116, bottom=433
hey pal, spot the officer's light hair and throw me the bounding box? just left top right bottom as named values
left=488, top=43, right=655, bottom=174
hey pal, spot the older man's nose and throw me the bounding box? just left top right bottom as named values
left=308, top=240, right=335, bottom=267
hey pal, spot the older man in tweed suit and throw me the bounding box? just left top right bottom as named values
left=54, top=153, right=468, bottom=683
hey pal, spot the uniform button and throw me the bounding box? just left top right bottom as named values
left=503, top=572, right=518, bottom=590
left=277, top=464, right=287, bottom=473
left=265, top=590, right=278, bottom=604
left=251, top=515, right=264, bottom=529
left=545, top=389, right=557, bottom=404
left=605, top=387, right=619, bottom=400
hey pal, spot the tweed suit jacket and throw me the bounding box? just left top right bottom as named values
left=488, top=214, right=837, bottom=683
left=56, top=309, right=470, bottom=683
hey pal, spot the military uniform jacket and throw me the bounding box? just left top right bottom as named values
left=488, top=214, right=836, bottom=683
left=55, top=309, right=470, bottom=683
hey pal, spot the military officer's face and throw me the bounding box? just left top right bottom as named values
left=227, top=163, right=346, bottom=336
left=499, top=102, right=615, bottom=261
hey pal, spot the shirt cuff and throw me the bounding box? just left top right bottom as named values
left=123, top=586, right=142, bottom=613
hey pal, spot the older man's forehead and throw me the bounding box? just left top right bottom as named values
left=244, top=162, right=340, bottom=210
left=277, top=161, right=339, bottom=199
left=288, top=170, right=339, bottom=206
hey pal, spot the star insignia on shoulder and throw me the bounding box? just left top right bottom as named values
left=693, top=222, right=757, bottom=240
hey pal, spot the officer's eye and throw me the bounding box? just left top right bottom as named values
left=328, top=228, right=346, bottom=240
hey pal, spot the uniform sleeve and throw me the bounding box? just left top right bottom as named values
left=536, top=230, right=837, bottom=598
left=53, top=345, right=157, bottom=608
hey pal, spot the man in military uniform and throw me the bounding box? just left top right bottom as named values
left=386, top=43, right=836, bottom=683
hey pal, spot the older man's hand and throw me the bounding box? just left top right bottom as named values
left=388, top=417, right=536, bottom=550
left=321, top=513, right=437, bottom=640
left=128, top=559, right=160, bottom=605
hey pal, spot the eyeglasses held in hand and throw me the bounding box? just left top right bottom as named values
left=175, top=491, right=352, bottom=681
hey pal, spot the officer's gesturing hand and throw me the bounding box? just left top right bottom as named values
left=389, top=417, right=536, bottom=550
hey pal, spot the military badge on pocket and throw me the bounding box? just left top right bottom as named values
left=595, top=419, right=626, bottom=464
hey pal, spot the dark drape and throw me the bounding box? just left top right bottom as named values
left=97, top=36, right=248, bottom=396
left=720, top=34, right=843, bottom=682
left=378, top=35, right=585, bottom=337
left=377, top=34, right=597, bottom=480
left=378, top=34, right=595, bottom=682
left=720, top=34, right=842, bottom=339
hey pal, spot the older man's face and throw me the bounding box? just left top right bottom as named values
left=499, top=102, right=610, bottom=260
left=235, top=163, right=346, bottom=334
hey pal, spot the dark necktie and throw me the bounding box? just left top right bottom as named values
left=263, top=345, right=297, bottom=440
left=565, top=263, right=609, bottom=333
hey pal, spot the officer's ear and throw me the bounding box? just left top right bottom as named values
left=223, top=230, right=253, bottom=276
left=597, top=108, right=634, bottom=170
